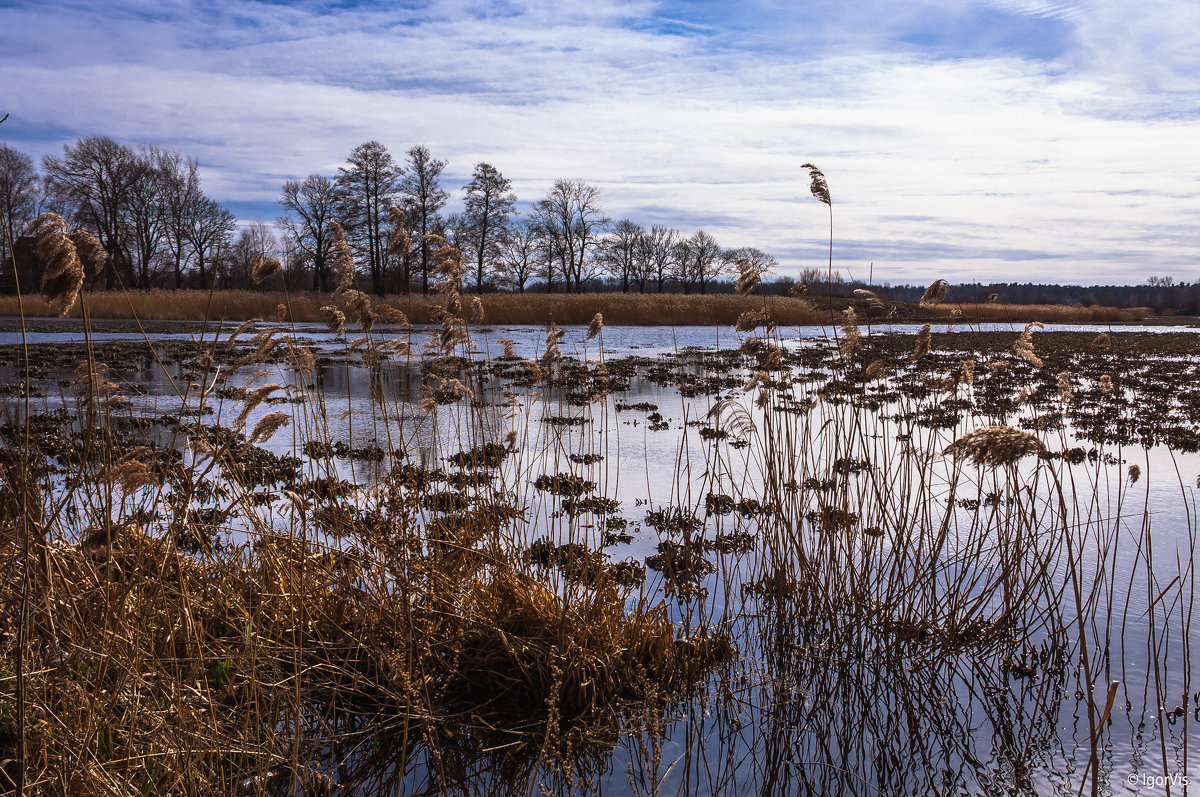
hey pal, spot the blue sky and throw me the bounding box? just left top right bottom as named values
left=2, top=0, right=1197, bottom=285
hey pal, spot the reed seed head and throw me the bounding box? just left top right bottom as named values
left=1057, top=371, right=1073, bottom=404
left=919, top=279, right=950, bottom=307
left=735, top=259, right=760, bottom=295
left=839, top=307, right=861, bottom=358
left=1128, top=464, right=1141, bottom=484
left=910, top=323, right=931, bottom=360
left=800, top=163, right=831, bottom=205
left=32, top=213, right=85, bottom=317
left=853, top=288, right=884, bottom=312
left=321, top=306, right=346, bottom=335
left=328, top=221, right=355, bottom=293
left=249, top=410, right=291, bottom=445
left=586, top=312, right=603, bottom=341
left=943, top=425, right=1047, bottom=468
left=250, top=255, right=283, bottom=284
left=736, top=308, right=773, bottom=334
left=959, top=359, right=976, bottom=386
left=1014, top=322, right=1045, bottom=368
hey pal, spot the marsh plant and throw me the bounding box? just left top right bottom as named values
left=0, top=222, right=1194, bottom=795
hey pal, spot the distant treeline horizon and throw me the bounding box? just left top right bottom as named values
left=2, top=135, right=1195, bottom=312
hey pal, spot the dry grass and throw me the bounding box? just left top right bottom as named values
left=931, top=302, right=1150, bottom=323
left=0, top=291, right=822, bottom=326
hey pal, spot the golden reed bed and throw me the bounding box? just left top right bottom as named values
left=0, top=290, right=1148, bottom=326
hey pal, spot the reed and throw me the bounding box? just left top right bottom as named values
left=0, top=267, right=1192, bottom=794
left=931, top=302, right=1149, bottom=322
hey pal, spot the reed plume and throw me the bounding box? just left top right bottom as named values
left=1057, top=371, right=1073, bottom=404
left=1014, top=322, right=1045, bottom=367
left=227, top=317, right=261, bottom=346
left=250, top=255, right=283, bottom=285
left=343, top=289, right=377, bottom=332
left=864, top=360, right=888, bottom=381
left=853, top=288, right=884, bottom=312
left=800, top=163, right=831, bottom=205
left=102, top=457, right=158, bottom=494
left=919, top=279, right=950, bottom=307
left=959, top=359, right=976, bottom=386
left=387, top=206, right=411, bottom=257
left=735, top=259, right=760, bottom=295
left=31, top=213, right=85, bottom=317
left=586, top=312, right=603, bottom=341
left=68, top=229, right=107, bottom=277
left=910, top=323, right=931, bottom=360
left=321, top=306, right=346, bottom=335
left=943, top=425, right=1047, bottom=468
left=736, top=308, right=773, bottom=334
left=839, top=307, right=861, bottom=358
left=329, top=221, right=355, bottom=293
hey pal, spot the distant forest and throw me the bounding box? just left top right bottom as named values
left=2, top=135, right=1196, bottom=312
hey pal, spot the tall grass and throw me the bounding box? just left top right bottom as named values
left=933, top=302, right=1150, bottom=323
left=0, top=265, right=1193, bottom=794
left=0, top=290, right=826, bottom=326
left=0, top=290, right=1152, bottom=326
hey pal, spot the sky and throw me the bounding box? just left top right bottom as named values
left=1, top=0, right=1197, bottom=286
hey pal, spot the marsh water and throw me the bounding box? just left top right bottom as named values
left=2, top=317, right=1197, bottom=795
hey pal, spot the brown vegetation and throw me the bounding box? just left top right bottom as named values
left=0, top=290, right=1153, bottom=326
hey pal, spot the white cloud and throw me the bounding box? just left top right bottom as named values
left=2, top=0, right=1197, bottom=284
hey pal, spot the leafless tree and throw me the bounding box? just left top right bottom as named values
left=186, top=197, right=236, bottom=290
left=725, top=246, right=777, bottom=287
left=126, top=146, right=172, bottom=288
left=278, top=174, right=338, bottom=292
left=221, top=221, right=278, bottom=289
left=601, top=218, right=642, bottom=293
left=534, top=179, right=608, bottom=293
left=399, top=146, right=448, bottom=294
left=161, top=152, right=202, bottom=288
left=0, top=144, right=39, bottom=289
left=461, top=162, right=516, bottom=294
left=496, top=214, right=540, bottom=293
left=640, top=224, right=678, bottom=293
left=674, top=230, right=724, bottom=294
left=336, top=141, right=400, bottom=296
left=42, top=136, right=141, bottom=287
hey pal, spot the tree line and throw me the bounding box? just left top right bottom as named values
left=0, top=137, right=777, bottom=296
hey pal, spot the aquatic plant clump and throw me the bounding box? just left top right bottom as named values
left=0, top=294, right=1195, bottom=794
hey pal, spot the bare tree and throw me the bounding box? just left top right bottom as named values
left=221, top=222, right=278, bottom=289
left=0, top=144, right=39, bottom=289
left=600, top=218, right=642, bottom=293
left=674, top=230, right=724, bottom=294
left=42, top=136, right=141, bottom=287
left=161, top=152, right=202, bottom=288
left=725, top=246, right=777, bottom=289
left=186, top=197, right=236, bottom=290
left=462, top=162, right=516, bottom=294
left=336, top=141, right=400, bottom=296
left=641, top=224, right=678, bottom=293
left=497, top=214, right=540, bottom=293
left=278, top=174, right=339, bottom=292
left=535, top=179, right=608, bottom=293
left=126, top=146, right=171, bottom=288
left=386, top=198, right=419, bottom=293
left=399, top=146, right=448, bottom=294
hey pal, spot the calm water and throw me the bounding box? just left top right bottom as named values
left=1, top=319, right=1197, bottom=795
